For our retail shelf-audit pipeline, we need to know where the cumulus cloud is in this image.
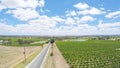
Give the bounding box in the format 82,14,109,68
0,1,119,36
66,11,77,16
0,23,14,31
97,22,120,34
66,3,105,16
0,0,45,21
65,17,76,25
39,0,45,7
73,16,95,24
0,0,19,8
0,4,7,11
105,10,120,18
77,7,105,15
52,16,64,22
74,3,89,10
6,8,39,21
0,0,45,10
97,22,120,35
98,22,120,28
0,18,120,36
0,23,14,35
29,15,58,27
78,16,95,23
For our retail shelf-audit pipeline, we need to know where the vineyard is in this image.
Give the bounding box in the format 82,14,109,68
56,40,120,68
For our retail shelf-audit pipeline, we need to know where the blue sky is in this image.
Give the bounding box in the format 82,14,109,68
0,0,120,36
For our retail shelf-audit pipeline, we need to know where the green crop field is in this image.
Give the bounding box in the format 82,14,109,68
56,40,120,68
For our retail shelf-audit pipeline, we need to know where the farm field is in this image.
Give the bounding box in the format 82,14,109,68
0,45,42,68
56,40,120,68
0,37,48,68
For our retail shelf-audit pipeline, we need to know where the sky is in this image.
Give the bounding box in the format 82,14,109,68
0,0,120,36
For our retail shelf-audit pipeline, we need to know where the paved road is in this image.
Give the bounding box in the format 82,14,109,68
26,43,51,68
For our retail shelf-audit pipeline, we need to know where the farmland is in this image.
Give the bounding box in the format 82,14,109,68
0,36,48,68
56,40,120,68
0,45,42,68
0,36,48,46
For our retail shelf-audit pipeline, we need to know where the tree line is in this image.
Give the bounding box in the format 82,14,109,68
0,39,34,46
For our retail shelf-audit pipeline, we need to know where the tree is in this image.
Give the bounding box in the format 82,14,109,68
18,39,23,45
50,38,55,44
8,39,12,45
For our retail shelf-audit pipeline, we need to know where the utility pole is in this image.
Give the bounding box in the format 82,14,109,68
18,38,26,64
23,44,26,64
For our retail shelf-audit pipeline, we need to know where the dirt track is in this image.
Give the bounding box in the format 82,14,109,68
44,43,69,68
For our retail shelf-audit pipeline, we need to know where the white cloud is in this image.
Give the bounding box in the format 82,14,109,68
0,0,45,10
0,4,6,11
97,22,120,35
89,7,105,15
39,0,45,7
0,0,19,8
66,3,105,16
77,7,105,15
100,8,105,10
29,15,56,28
0,0,45,21
65,17,75,25
98,22,120,28
0,23,14,35
66,11,77,16
74,3,89,10
0,1,120,36
6,8,39,21
0,23,13,31
46,9,50,12
52,16,64,22
105,10,120,18
98,20,103,24
77,16,95,23
0,20,120,35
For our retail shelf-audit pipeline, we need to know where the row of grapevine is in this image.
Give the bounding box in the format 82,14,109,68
56,40,120,68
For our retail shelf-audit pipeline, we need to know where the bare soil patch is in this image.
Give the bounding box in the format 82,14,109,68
0,45,42,68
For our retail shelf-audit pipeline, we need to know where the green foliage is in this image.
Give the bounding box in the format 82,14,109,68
49,38,55,44
50,52,53,56
56,40,120,68
0,37,47,46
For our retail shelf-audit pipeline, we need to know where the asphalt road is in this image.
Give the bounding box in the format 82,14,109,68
26,43,51,68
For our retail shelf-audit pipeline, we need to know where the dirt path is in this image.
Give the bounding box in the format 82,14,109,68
0,45,42,68
53,43,70,68
44,43,69,68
